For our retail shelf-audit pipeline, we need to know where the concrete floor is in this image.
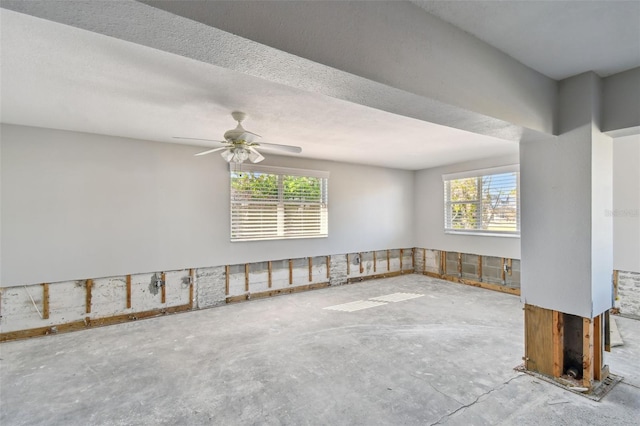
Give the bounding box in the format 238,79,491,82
1,275,638,425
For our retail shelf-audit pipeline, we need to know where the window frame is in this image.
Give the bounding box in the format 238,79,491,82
229,164,329,242
443,165,520,238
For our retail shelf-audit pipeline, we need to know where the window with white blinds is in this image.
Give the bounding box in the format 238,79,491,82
230,165,329,241
443,165,520,236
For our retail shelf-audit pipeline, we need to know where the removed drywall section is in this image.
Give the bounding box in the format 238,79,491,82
1,124,414,286
346,249,414,282
618,271,640,319
414,154,521,260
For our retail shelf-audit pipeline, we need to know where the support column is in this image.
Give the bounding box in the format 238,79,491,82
520,72,613,390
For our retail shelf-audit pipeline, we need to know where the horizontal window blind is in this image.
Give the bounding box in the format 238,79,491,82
230,165,328,241
443,165,520,236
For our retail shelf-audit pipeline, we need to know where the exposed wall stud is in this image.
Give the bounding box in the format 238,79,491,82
422,249,426,273
508,258,513,276
225,266,230,296
386,250,390,271
85,279,93,314
501,258,507,283
308,257,313,282
126,275,132,309
583,317,594,388
552,310,564,377
346,254,350,275
268,261,273,288
359,253,364,274
457,252,462,276
593,314,604,381
326,256,330,279
161,273,166,304
373,251,377,273
189,269,195,309
245,264,250,292
289,259,293,285
42,283,50,320
411,248,415,269
478,255,483,282
400,249,404,271
441,251,447,275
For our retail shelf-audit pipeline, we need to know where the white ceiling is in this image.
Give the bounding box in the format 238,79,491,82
1,2,638,170
413,0,640,80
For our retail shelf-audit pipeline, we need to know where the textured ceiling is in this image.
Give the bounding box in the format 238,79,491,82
413,0,640,80
1,1,638,170
0,8,518,170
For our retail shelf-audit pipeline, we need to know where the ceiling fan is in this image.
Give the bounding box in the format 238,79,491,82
175,111,302,163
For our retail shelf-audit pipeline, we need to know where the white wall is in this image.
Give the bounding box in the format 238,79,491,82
613,134,640,273
413,153,521,260
1,124,414,286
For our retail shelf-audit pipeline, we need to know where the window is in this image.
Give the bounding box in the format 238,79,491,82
230,165,329,241
443,165,519,236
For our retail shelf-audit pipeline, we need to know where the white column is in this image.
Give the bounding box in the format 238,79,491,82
520,72,613,318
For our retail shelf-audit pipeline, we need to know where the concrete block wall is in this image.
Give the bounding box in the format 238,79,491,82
618,271,640,319
196,266,226,309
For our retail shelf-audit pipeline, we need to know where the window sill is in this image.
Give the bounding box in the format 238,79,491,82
444,230,520,238
231,234,328,243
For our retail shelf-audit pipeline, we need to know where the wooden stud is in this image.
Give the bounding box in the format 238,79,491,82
308,257,313,282
188,269,194,309
552,310,564,377
386,250,390,271
605,310,611,352
508,258,513,276
359,253,364,274
457,252,462,276
583,317,594,388
42,283,50,320
245,264,250,292
225,265,230,296
400,249,404,271
268,261,273,288
422,249,426,273
613,270,619,300
126,275,132,309
441,251,447,275
593,314,603,381
326,256,330,279
346,254,350,275
501,258,507,282
289,259,293,285
411,248,415,269
373,251,377,273
161,273,166,304
85,279,93,314
477,255,483,282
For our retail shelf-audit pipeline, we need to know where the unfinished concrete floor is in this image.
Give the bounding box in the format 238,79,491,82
1,275,639,425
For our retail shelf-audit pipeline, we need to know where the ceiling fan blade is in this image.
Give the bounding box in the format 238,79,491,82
174,137,228,145
194,147,228,156
257,142,302,153
247,147,265,163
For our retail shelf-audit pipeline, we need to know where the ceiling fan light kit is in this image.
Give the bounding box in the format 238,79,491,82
176,111,302,164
